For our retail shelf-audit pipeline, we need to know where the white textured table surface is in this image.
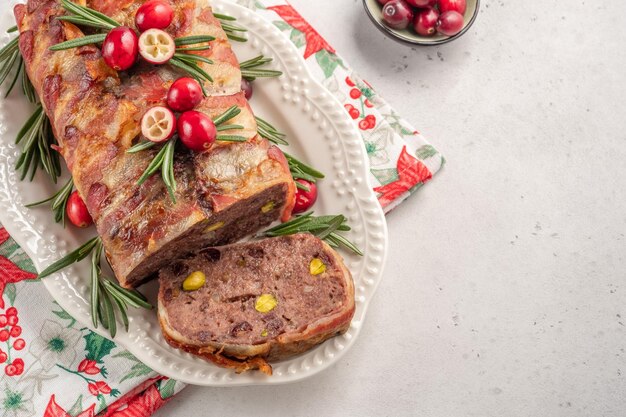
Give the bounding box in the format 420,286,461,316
156,1,626,416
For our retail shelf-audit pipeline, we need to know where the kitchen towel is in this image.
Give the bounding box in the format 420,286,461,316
0,1,443,416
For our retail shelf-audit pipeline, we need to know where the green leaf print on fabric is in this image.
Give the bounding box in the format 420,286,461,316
4,283,16,305
113,351,154,383
416,144,438,160
315,49,344,79
84,332,116,364
67,395,84,417
289,28,306,48
371,168,399,186
273,20,290,31
156,379,177,400
52,307,77,328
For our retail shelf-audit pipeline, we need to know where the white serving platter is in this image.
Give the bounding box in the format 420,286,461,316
0,0,388,386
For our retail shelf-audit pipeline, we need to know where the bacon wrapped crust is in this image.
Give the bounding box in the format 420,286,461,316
15,0,295,288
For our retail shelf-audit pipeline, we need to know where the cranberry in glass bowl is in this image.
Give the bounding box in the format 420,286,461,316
362,0,480,46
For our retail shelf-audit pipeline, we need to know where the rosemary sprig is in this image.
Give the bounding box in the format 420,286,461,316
48,2,217,85
169,35,218,86
132,106,248,202
215,134,247,142
169,57,213,85
285,151,325,185
48,0,120,51
38,237,152,337
49,33,108,51
213,13,236,21
214,13,247,43
260,212,363,256
39,236,101,278
173,52,213,66
56,15,115,31
136,138,178,202
255,116,289,146
239,55,282,81
15,105,62,183
59,0,120,30
174,35,215,46
7,26,18,34
0,35,34,100
213,105,247,142
213,105,241,126
26,177,74,225
0,38,19,89
21,59,36,103
127,140,156,154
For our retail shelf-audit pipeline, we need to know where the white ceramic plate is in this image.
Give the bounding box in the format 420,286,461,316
0,0,388,386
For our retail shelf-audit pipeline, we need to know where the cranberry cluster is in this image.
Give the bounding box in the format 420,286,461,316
101,0,176,71
0,307,26,376
140,77,220,152
379,0,466,37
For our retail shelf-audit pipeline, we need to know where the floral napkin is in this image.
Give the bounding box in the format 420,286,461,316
0,1,442,416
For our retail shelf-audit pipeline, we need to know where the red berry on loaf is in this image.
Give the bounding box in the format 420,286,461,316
67,191,94,228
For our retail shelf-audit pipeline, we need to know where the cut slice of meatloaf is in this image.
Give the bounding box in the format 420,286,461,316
16,0,295,288
158,233,355,375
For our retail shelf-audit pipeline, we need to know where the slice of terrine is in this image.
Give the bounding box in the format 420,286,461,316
158,233,355,375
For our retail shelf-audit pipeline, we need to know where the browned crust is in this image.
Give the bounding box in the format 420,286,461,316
159,313,274,375
157,236,356,374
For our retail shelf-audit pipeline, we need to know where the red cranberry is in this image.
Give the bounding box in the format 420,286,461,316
6,315,17,326
437,11,465,36
138,29,175,64
0,315,6,327
135,0,174,32
0,353,6,364
406,0,436,7
167,78,203,112
66,191,93,228
5,307,17,317
293,179,318,214
0,330,9,342
414,8,439,36
381,0,414,30
349,88,362,99
141,106,176,143
241,78,253,100
178,111,217,152
102,27,138,71
438,0,467,14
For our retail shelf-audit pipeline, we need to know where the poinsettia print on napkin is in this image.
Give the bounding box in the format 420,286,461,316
234,0,444,212
0,226,185,417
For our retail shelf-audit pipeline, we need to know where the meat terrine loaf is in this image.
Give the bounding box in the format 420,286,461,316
15,0,295,288
158,233,356,375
